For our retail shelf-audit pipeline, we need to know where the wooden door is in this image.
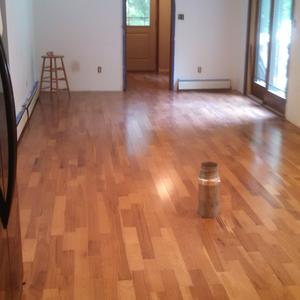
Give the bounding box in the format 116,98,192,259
126,0,157,72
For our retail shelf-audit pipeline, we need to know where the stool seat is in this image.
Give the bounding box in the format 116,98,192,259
40,52,70,98
42,55,64,59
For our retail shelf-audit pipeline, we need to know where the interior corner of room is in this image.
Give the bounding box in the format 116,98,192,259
0,0,39,140
2,0,300,131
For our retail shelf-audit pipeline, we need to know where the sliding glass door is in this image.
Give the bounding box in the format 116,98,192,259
252,0,293,113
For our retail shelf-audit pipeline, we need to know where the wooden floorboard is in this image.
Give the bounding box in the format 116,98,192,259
18,73,300,299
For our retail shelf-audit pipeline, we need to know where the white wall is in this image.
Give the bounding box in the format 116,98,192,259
174,0,249,92
30,0,249,93
0,0,9,56
5,0,37,115
286,0,300,127
32,0,123,91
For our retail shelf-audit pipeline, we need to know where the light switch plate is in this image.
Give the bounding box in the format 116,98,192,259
178,14,184,20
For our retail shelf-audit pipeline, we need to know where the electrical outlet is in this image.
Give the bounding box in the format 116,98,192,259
178,14,184,20
98,66,102,73
197,66,202,73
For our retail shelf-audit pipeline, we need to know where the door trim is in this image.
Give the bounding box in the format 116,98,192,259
243,0,253,95
169,0,176,90
122,0,127,91
122,0,176,91
156,0,160,73
0,38,17,229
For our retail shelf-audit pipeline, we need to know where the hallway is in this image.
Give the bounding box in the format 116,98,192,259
126,72,170,91
18,75,300,299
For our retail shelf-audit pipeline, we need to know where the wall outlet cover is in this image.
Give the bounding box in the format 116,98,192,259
178,14,184,20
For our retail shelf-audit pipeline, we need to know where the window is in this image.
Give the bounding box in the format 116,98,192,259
126,0,150,26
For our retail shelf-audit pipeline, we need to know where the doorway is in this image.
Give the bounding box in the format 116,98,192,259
246,0,294,114
126,0,157,71
123,0,176,90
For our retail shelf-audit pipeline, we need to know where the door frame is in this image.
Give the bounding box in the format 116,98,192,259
122,0,176,91
243,0,253,95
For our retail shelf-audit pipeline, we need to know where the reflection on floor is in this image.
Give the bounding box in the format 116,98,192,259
18,73,300,299
127,72,169,91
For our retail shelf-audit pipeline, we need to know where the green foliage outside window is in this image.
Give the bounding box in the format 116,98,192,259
127,0,150,26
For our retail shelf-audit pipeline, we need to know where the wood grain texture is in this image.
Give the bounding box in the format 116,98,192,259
18,73,300,299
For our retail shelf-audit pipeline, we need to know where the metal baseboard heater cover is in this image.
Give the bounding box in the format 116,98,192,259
178,79,231,91
16,82,40,140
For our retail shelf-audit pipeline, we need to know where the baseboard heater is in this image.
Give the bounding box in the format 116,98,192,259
16,81,40,140
178,79,231,91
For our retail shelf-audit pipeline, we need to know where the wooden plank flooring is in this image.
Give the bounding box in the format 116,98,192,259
18,73,300,299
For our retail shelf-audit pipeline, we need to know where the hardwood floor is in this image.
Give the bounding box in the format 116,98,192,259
18,73,300,299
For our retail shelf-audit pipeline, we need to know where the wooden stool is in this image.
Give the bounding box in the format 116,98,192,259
40,52,71,98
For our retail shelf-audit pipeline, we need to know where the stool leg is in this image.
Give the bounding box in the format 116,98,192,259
60,57,71,98
54,57,59,94
50,57,53,96
40,57,46,92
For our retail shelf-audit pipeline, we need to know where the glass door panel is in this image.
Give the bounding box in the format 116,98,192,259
252,0,294,113
268,0,293,99
127,0,151,26
254,0,272,87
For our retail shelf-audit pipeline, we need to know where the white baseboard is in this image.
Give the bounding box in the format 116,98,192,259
17,83,40,140
178,79,231,91
17,113,27,141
